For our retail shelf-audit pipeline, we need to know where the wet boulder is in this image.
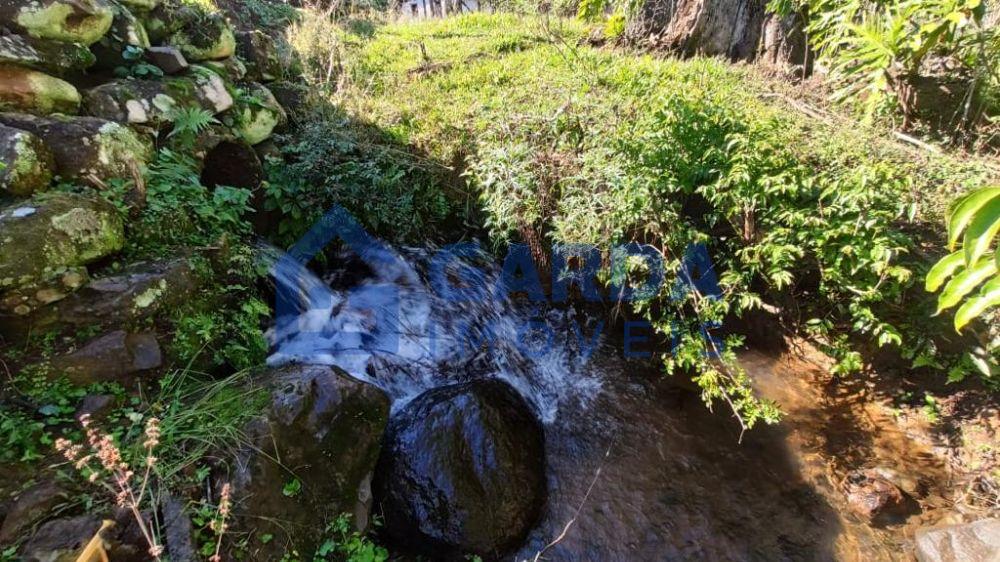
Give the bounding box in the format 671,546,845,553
233,82,286,145
235,30,281,82
0,193,123,293
90,0,151,70
0,113,152,186
374,379,546,560
84,73,233,126
228,364,390,559
915,518,1000,562
169,11,235,62
0,0,114,45
843,468,918,526
0,63,80,115
0,122,54,196
49,329,162,384
0,257,195,340
0,35,95,74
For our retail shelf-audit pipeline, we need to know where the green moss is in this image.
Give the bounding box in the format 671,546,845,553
171,15,235,61
25,70,80,114
16,1,114,45
238,106,279,145
95,122,153,175
133,279,167,309
7,133,51,196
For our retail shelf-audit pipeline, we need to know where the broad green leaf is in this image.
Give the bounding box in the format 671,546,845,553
962,196,1000,267
936,258,997,312
953,277,1000,331
926,250,965,292
948,187,1000,248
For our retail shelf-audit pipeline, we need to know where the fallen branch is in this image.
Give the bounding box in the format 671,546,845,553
529,446,611,562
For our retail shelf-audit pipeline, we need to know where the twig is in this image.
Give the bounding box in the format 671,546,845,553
892,130,942,154
529,446,611,562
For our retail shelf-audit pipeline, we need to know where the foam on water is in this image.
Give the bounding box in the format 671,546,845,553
265,245,602,423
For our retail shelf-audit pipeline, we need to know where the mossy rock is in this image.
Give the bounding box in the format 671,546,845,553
0,63,80,115
232,82,286,145
235,30,282,82
229,364,390,560
0,193,124,293
0,123,54,196
169,11,235,62
0,34,95,74
0,112,152,187
0,257,195,342
90,0,151,70
199,56,245,82
139,0,197,44
83,72,233,126
0,266,87,316
0,0,115,45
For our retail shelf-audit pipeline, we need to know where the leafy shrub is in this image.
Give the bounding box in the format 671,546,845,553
770,0,999,131
927,186,1000,330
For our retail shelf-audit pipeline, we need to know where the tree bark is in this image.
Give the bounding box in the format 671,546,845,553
625,0,810,70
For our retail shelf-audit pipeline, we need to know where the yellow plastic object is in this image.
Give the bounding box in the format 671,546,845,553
75,520,114,562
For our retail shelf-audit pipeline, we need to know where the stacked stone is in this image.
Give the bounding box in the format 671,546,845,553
0,0,288,330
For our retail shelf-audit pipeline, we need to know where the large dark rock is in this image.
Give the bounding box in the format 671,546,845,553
0,113,152,188
0,63,80,115
0,122,54,196
228,364,390,560
235,30,282,82
374,379,546,560
915,518,1000,562
0,481,68,543
0,0,114,45
49,329,162,384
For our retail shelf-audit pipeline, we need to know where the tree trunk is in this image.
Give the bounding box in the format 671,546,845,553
625,0,810,71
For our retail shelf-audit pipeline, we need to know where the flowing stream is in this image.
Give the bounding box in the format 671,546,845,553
266,244,955,561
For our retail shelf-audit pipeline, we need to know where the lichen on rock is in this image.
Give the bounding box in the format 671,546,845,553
0,112,152,188
0,34,96,74
84,73,233,126
0,193,123,294
0,122,54,196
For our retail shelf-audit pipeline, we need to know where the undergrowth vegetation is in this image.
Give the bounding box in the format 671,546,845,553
295,12,1000,426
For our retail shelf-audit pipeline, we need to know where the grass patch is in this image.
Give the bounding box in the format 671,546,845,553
294,12,999,423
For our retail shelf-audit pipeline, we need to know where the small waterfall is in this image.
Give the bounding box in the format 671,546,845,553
265,244,602,423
